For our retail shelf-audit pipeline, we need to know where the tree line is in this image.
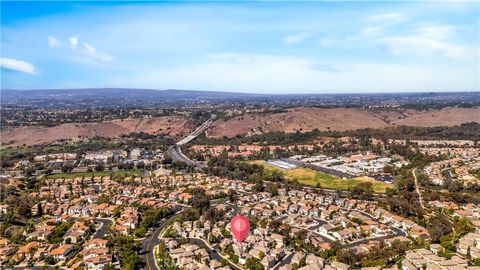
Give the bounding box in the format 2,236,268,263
198,122,480,146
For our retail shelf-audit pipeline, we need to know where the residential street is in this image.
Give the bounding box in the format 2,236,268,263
92,218,113,239
142,211,184,270
188,238,242,270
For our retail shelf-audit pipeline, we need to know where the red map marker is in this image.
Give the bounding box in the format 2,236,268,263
230,215,250,243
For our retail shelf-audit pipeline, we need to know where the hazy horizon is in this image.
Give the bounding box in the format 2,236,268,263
1,87,479,96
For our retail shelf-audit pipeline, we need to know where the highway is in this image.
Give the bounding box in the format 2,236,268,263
168,116,214,168
168,145,199,167
176,118,214,146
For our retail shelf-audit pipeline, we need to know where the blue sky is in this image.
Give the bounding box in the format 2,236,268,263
1,1,479,93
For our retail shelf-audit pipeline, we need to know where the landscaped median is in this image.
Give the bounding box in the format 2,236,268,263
153,223,179,269
153,245,172,270
248,160,393,193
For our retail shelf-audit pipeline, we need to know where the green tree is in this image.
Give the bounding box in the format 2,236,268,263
191,188,210,214
44,256,55,265
351,182,374,200
427,215,452,243
37,203,43,217
111,235,142,270
245,257,264,270
95,163,105,172
228,189,237,203
266,183,278,196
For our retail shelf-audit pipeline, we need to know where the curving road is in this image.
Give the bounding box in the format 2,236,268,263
168,117,214,168
142,226,163,270
168,145,199,167
92,218,113,239
176,118,214,146
142,211,184,270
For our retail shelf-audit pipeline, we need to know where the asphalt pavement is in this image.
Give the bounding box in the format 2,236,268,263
168,146,198,167
273,252,294,270
92,218,113,239
142,212,183,270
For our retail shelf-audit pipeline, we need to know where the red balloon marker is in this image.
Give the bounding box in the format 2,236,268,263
230,215,250,243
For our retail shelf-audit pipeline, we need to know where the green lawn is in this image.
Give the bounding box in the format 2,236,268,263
44,170,141,180
249,160,392,193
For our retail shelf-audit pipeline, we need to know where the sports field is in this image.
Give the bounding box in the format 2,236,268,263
249,160,392,193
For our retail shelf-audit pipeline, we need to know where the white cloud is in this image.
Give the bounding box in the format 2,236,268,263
63,37,113,63
416,25,457,40
366,13,406,23
82,42,112,62
353,13,406,41
381,25,465,58
283,33,312,45
69,36,78,50
352,20,467,59
0,57,36,74
382,36,466,58
83,42,96,54
48,36,60,48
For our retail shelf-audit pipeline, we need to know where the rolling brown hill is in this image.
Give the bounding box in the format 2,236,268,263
207,107,480,138
2,116,193,147
2,107,479,147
